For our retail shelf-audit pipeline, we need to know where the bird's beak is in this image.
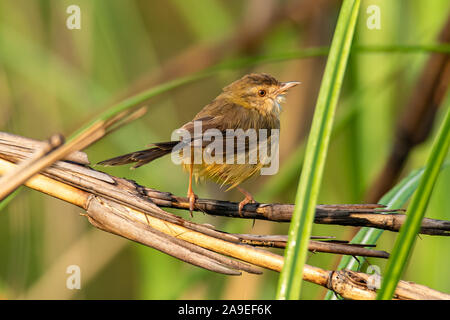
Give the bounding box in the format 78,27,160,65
277,81,301,94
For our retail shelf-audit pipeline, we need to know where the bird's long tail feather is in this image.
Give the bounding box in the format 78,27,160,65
98,141,178,169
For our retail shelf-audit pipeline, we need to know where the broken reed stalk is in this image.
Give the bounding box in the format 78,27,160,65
0,133,64,200
236,234,389,259
0,151,391,259
0,107,148,203
1,131,449,238
2,150,449,238
1,157,449,300
141,191,450,236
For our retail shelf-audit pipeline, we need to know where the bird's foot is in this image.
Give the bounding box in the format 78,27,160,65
187,190,198,217
238,193,256,217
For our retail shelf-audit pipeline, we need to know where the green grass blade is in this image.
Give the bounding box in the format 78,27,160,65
68,41,450,142
68,72,212,140
323,167,425,300
0,187,22,212
355,43,450,54
276,0,360,300
324,162,449,299
68,49,333,141
377,103,450,300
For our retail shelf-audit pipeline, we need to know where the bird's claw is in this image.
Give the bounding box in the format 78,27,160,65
238,195,256,217
188,191,198,217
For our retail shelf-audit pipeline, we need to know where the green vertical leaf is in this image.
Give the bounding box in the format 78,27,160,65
377,104,450,300
324,167,426,300
276,0,361,300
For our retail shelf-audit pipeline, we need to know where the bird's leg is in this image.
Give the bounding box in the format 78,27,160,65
236,186,256,217
187,162,197,217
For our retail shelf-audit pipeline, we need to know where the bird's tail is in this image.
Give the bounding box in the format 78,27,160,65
97,141,178,169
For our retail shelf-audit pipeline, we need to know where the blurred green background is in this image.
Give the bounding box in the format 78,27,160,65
0,0,449,299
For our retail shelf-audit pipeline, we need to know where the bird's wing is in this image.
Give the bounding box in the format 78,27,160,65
153,100,278,155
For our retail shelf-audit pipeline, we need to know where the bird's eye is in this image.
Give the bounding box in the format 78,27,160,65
258,89,266,97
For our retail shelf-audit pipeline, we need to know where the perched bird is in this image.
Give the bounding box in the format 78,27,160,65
98,73,299,215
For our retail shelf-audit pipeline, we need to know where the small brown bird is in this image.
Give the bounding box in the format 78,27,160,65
99,73,299,215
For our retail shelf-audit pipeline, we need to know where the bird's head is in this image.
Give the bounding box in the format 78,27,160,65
221,73,300,116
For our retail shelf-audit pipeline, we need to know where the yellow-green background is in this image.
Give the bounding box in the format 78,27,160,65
0,0,448,299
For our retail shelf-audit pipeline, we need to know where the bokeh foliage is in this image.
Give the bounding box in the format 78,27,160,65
0,0,448,299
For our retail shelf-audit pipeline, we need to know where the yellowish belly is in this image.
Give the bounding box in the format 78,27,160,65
182,162,263,190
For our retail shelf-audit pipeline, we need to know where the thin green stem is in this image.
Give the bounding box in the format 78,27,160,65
276,0,361,300
377,103,450,300
69,43,449,142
